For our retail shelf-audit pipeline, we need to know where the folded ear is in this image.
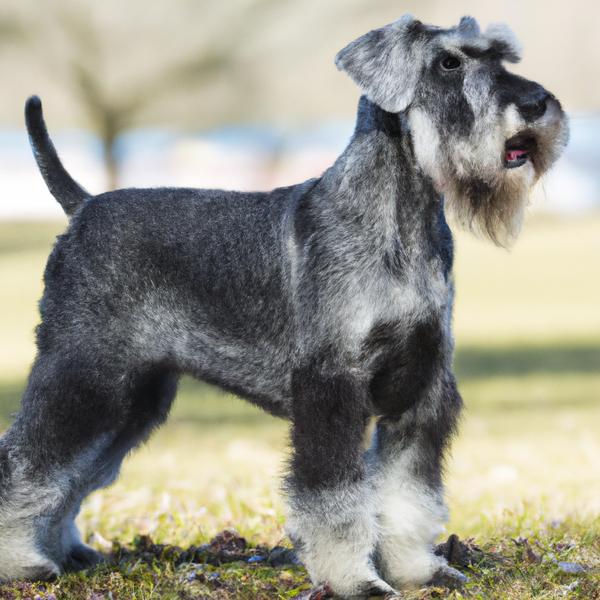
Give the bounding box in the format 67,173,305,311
483,23,522,63
335,14,423,113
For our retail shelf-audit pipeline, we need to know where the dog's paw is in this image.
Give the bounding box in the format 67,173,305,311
339,578,397,599
298,578,397,599
63,543,105,572
427,564,468,589
19,562,61,582
358,578,398,599
296,584,334,599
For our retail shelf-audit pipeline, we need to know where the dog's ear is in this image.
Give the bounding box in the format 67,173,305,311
483,23,522,63
335,14,423,113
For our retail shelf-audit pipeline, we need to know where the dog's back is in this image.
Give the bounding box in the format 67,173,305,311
41,183,310,415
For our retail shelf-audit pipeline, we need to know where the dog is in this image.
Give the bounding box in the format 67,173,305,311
0,14,567,597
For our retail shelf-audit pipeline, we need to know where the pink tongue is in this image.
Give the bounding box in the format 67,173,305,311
506,149,528,162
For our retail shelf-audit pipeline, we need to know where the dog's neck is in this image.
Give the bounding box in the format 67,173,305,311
353,95,404,137
320,96,447,257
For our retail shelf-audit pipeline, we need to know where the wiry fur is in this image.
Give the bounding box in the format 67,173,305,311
1,14,567,597
409,67,568,245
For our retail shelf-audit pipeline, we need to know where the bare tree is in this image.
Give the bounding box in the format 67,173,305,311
27,0,285,189
61,13,232,189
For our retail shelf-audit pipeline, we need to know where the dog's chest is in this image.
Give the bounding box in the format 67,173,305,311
349,263,452,414
348,259,451,345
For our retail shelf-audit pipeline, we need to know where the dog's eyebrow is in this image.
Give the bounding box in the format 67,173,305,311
460,45,503,60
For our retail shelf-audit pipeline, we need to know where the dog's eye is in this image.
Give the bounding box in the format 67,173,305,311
440,55,462,71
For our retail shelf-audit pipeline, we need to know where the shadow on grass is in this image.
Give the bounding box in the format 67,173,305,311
0,377,281,431
454,342,600,380
0,341,597,430
0,379,22,430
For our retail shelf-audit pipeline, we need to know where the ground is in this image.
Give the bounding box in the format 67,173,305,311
0,215,598,599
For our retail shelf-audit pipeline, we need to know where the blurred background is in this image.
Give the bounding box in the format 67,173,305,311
0,0,598,547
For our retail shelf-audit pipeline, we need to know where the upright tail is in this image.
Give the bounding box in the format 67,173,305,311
25,96,90,216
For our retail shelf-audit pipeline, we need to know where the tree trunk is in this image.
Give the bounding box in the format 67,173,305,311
97,107,123,191
102,135,119,191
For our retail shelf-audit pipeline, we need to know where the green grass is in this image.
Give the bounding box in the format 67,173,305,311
0,216,599,598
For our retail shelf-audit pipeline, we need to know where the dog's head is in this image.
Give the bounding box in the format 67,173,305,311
336,15,569,245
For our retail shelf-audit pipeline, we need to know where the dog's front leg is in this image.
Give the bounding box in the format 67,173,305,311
285,363,396,599
373,371,466,590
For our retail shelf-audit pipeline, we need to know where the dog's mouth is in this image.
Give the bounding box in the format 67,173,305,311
504,134,536,169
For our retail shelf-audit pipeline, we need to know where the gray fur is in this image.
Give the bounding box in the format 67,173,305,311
1,15,567,597
335,14,424,113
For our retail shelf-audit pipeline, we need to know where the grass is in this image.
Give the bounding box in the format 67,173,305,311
0,215,599,598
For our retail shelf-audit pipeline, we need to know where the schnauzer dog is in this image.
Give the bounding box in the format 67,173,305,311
0,14,567,597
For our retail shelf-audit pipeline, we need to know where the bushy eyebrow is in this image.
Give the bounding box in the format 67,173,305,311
459,45,504,60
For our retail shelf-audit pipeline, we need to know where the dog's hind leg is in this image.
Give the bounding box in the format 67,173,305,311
372,371,466,590
0,351,177,581
285,362,396,599
60,365,178,574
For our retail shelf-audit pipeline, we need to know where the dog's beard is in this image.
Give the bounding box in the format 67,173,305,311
443,170,532,247
409,105,568,247
445,108,568,247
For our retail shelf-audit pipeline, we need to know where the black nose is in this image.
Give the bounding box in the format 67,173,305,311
518,92,549,122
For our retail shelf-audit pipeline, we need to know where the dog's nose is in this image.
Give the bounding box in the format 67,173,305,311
518,92,549,122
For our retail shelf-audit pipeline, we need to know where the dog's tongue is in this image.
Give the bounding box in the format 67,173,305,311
505,149,528,162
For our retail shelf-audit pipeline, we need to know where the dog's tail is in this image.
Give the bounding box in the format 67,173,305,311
25,96,91,216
